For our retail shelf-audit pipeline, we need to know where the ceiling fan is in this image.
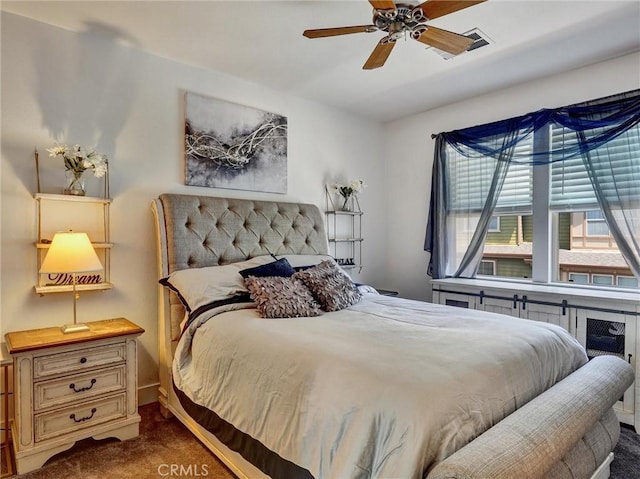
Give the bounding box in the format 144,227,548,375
303,0,486,70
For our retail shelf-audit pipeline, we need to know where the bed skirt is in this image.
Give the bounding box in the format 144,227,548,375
173,384,313,479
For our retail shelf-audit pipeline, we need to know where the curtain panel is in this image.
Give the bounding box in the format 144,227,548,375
425,89,640,280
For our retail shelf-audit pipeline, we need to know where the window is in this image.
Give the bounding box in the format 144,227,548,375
429,90,640,291
617,276,639,288
568,272,589,284
487,104,639,288
478,260,495,276
592,274,614,286
549,121,636,285
585,210,610,236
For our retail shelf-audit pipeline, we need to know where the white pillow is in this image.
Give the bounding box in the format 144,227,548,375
279,254,356,282
160,255,274,311
277,254,335,269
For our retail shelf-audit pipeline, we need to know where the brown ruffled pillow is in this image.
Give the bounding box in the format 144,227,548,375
293,260,361,312
244,276,322,318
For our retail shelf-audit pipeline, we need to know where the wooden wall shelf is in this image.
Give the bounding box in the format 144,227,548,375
34,193,112,295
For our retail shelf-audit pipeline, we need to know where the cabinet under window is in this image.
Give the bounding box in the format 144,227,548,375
431,278,639,428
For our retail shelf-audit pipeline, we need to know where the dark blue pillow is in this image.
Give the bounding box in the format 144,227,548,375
239,258,296,278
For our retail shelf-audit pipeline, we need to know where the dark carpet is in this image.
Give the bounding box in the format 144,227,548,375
2,403,639,478
611,425,640,479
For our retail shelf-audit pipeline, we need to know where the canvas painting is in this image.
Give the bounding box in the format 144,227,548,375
184,92,288,193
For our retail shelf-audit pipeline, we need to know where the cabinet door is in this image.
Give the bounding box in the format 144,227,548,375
437,291,476,309
520,302,570,333
479,296,520,318
575,309,636,425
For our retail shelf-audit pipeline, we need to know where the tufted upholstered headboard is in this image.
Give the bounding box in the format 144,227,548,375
152,193,329,351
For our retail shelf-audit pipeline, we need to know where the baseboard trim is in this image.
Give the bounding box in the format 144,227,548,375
138,382,160,406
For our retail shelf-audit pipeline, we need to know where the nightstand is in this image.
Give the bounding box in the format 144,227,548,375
5,318,144,474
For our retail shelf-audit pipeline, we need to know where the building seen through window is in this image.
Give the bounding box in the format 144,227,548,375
481,211,638,289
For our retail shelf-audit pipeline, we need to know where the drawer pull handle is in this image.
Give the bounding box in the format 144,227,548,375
69,378,96,393
70,408,97,423
80,357,88,364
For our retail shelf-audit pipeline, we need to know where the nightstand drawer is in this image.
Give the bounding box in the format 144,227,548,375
35,393,126,442
34,364,126,411
33,343,126,379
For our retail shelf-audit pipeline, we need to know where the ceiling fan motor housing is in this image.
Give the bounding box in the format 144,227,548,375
374,3,429,42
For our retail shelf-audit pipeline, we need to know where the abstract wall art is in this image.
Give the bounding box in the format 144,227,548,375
184,92,288,193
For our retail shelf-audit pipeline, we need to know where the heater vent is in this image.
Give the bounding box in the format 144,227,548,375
430,27,493,60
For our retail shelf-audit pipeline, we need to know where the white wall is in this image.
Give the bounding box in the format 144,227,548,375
384,51,640,302
0,13,388,401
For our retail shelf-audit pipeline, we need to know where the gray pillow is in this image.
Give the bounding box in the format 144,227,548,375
293,260,361,312
244,276,322,318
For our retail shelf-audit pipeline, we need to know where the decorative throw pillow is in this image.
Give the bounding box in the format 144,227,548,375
244,276,322,319
277,254,335,271
239,258,296,278
293,260,361,312
159,255,274,311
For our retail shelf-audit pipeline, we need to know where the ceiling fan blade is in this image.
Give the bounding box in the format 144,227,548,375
369,0,397,10
416,26,474,55
303,25,373,38
363,41,395,70
418,0,486,20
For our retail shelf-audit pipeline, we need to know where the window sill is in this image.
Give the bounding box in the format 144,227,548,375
431,277,640,304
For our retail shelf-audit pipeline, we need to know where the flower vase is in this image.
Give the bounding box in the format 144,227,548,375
64,170,86,196
340,196,353,212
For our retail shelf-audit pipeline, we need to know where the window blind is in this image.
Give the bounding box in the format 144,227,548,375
550,123,640,211
447,137,533,214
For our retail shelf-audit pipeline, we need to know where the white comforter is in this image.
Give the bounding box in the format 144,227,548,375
173,294,587,479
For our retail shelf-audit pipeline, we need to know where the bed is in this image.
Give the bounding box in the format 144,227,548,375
152,193,634,479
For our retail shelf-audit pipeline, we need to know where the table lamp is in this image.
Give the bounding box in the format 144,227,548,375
40,231,103,334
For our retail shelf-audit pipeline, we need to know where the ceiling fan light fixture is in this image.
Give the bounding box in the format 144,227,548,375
380,8,398,20
410,7,428,23
373,3,427,33
302,0,487,69
410,24,428,40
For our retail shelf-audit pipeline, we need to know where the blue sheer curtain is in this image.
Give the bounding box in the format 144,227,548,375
425,90,640,280
425,133,518,278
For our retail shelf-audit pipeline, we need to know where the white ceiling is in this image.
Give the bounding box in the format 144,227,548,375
3,0,640,122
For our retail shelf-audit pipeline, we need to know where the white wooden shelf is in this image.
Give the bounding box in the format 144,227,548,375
35,282,113,295
329,238,364,243
36,242,113,249
34,193,112,295
35,193,112,204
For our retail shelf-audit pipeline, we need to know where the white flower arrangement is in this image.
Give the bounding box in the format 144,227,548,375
331,179,366,210
46,144,108,178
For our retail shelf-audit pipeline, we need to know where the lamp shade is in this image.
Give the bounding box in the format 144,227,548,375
40,232,103,273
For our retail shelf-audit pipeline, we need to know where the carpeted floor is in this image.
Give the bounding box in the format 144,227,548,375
611,425,640,479
2,402,639,478
4,403,234,479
